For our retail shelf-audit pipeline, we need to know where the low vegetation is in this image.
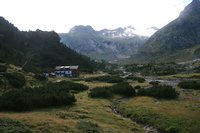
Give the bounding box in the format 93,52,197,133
125,75,145,83
178,80,200,90
88,86,112,98
77,120,100,133
133,77,145,83
116,96,200,133
47,81,89,93
137,85,179,99
117,106,181,133
0,118,32,133
34,74,47,81
149,81,160,85
85,75,123,83
0,64,7,72
4,72,26,88
89,82,136,98
0,81,89,111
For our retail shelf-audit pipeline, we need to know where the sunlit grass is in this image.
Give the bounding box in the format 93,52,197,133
118,89,200,133
0,81,144,133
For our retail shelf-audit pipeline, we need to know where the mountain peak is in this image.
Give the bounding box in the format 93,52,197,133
69,25,95,34
126,26,135,30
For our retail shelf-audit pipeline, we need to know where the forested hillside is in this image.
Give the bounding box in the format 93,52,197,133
0,17,102,72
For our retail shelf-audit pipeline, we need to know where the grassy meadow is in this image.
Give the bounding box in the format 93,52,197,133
0,70,200,133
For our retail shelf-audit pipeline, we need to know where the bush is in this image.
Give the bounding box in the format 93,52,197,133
0,81,89,111
0,86,76,111
0,118,32,133
4,72,26,88
89,82,136,98
85,75,123,83
133,77,145,83
0,64,7,72
112,82,136,97
77,121,100,133
134,85,141,89
88,87,112,98
138,85,179,99
0,59,5,63
149,81,160,86
47,81,89,92
34,74,47,81
178,81,200,90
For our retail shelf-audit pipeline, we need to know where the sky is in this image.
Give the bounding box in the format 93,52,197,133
0,0,192,33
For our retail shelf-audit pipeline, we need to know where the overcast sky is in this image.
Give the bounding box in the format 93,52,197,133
0,0,192,33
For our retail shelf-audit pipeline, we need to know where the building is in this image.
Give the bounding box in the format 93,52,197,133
54,66,79,77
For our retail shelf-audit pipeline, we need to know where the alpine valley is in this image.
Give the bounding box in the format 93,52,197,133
60,0,200,64
59,26,158,62
0,1,200,133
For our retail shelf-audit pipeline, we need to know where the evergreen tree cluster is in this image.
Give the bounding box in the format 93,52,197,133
0,17,103,73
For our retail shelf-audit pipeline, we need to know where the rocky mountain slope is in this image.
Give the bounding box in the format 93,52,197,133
129,0,200,63
59,26,158,62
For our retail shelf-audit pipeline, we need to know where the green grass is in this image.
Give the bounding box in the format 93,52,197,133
0,118,32,133
116,94,200,133
1,69,199,133
159,73,200,80
0,85,144,133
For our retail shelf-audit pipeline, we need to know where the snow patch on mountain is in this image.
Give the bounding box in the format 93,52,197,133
100,26,159,38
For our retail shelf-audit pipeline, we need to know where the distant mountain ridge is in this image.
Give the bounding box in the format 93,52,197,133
59,26,158,62
0,17,101,72
128,0,200,63
99,26,158,38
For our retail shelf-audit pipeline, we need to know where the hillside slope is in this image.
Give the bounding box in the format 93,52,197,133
0,17,100,72
129,0,200,63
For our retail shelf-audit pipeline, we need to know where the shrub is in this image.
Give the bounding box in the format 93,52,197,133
85,75,123,83
0,118,32,133
0,87,76,111
34,74,47,81
149,81,160,86
88,87,112,98
0,64,7,72
133,77,145,83
0,81,88,111
4,72,26,88
89,82,136,98
137,85,179,99
0,79,3,85
134,85,141,89
178,81,200,90
112,82,136,97
77,121,100,133
47,81,89,92
0,59,5,63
